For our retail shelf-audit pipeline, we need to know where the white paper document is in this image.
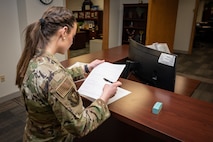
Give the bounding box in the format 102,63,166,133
146,43,171,53
158,53,176,67
78,62,131,104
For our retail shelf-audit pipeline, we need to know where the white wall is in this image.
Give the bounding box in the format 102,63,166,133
108,0,121,48
197,0,205,22
173,0,196,52
0,0,66,100
0,0,22,100
17,0,27,51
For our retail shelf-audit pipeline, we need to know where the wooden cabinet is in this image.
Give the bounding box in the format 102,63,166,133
73,10,103,39
70,31,88,50
122,4,148,44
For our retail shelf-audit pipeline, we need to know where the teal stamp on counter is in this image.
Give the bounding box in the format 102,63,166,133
152,102,163,114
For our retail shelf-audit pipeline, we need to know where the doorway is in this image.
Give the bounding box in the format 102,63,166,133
192,0,213,50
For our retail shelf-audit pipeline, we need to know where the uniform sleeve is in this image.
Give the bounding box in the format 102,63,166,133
66,66,85,81
48,70,110,137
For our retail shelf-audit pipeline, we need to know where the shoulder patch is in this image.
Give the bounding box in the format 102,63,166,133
56,77,72,98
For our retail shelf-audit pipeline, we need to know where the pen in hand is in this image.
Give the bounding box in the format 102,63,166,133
103,78,114,83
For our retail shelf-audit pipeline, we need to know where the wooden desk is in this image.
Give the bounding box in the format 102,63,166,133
62,44,130,66
62,44,200,97
62,45,213,141
109,78,213,141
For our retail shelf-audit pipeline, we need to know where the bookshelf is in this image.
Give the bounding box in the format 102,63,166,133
122,4,148,44
73,10,103,39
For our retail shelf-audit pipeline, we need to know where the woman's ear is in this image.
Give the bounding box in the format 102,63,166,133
63,26,68,33
60,26,68,40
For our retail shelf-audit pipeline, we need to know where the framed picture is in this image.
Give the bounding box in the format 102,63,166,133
85,4,90,10
90,12,95,18
73,12,78,19
85,12,91,18
94,11,98,18
79,12,84,19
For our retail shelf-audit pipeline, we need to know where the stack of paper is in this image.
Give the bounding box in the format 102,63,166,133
146,43,171,53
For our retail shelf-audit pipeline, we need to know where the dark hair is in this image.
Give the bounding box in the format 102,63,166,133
16,6,76,88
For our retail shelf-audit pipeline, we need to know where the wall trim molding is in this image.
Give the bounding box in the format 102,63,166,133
0,91,21,104
174,49,189,54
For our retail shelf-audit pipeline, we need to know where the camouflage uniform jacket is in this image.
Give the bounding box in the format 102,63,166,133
21,53,110,142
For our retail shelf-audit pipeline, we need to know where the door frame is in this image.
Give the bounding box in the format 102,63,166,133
102,0,110,50
188,0,200,54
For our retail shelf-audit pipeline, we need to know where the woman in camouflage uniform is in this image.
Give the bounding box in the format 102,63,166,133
16,6,121,142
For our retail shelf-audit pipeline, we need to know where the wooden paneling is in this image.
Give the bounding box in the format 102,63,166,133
146,0,179,52
102,0,110,49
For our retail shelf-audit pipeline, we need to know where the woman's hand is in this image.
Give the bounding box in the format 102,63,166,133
100,81,122,103
87,59,105,72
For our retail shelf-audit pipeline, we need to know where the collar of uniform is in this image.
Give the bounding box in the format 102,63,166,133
43,52,66,70
43,52,58,62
